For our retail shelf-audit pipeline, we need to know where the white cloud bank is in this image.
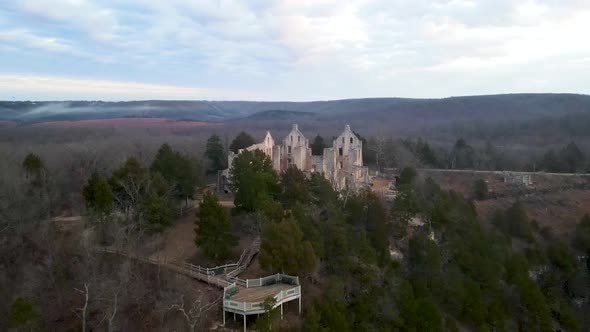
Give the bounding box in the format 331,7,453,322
0,75,273,101
1,0,590,100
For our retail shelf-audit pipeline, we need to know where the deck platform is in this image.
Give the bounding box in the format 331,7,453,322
96,238,301,332
223,274,301,331
231,283,294,303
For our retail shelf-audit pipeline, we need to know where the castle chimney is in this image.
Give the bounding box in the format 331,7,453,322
293,124,298,131
345,124,351,131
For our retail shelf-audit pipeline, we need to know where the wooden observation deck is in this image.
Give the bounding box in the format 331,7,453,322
223,274,301,331
96,237,301,331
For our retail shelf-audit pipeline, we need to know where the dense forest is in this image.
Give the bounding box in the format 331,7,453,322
224,150,589,331
1,126,589,331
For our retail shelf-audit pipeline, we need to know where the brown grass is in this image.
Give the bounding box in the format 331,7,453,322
476,190,590,234
420,170,590,235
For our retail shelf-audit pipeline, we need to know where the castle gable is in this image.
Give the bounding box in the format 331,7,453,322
283,124,308,147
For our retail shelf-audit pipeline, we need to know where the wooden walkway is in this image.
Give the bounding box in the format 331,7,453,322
95,247,232,288
96,235,261,288
96,237,301,331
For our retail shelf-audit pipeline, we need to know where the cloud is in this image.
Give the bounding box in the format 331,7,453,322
0,29,74,53
0,75,274,101
0,0,589,100
420,6,590,73
17,0,120,43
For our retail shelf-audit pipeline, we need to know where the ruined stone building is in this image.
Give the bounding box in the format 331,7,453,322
221,124,369,192
313,125,369,191
503,172,533,186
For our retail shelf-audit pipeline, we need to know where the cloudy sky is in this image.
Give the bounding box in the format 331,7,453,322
1,0,590,101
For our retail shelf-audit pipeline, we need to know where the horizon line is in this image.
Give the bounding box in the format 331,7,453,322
2,92,589,103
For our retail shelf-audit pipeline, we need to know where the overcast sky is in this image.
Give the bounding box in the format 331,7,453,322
1,0,590,101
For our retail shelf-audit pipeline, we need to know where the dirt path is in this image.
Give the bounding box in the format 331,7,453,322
149,211,199,262
55,188,239,266
148,196,235,263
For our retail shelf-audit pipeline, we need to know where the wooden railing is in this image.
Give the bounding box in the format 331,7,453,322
223,273,300,309
95,247,232,288
178,236,260,280
223,285,301,314
236,273,299,288
182,261,240,276
226,237,260,279
97,243,301,318
96,236,261,289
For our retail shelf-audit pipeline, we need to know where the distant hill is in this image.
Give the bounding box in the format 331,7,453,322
228,110,317,122
2,94,590,134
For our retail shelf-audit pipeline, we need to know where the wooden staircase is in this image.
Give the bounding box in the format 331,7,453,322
96,236,261,289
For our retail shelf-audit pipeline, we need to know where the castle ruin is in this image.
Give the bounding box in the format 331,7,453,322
221,124,370,192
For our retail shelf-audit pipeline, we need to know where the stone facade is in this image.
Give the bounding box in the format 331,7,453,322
503,172,533,186
320,125,369,191
281,124,312,171
221,124,369,192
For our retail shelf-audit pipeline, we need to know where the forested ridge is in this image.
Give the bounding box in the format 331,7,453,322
2,94,590,129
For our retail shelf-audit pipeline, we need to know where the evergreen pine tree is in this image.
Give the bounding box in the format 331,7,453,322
205,134,225,172
229,131,256,153
195,192,237,260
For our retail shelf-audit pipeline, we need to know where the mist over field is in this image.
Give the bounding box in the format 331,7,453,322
3,93,590,123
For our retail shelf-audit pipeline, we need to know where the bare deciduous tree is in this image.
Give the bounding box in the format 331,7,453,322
367,135,388,172
73,283,90,332
167,293,220,332
96,285,120,332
